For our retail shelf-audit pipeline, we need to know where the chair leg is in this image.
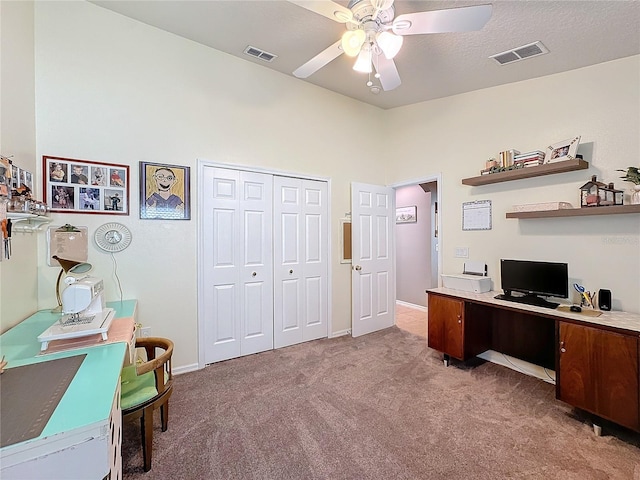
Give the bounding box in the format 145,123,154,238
160,400,169,432
141,406,154,472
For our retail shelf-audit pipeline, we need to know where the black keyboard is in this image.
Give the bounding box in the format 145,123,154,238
494,293,559,309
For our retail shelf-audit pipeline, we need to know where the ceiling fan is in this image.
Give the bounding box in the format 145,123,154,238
290,0,492,93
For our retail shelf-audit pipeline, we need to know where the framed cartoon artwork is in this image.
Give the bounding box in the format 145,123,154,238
43,156,129,215
139,162,191,220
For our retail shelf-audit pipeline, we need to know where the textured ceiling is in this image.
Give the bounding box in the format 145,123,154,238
90,0,640,110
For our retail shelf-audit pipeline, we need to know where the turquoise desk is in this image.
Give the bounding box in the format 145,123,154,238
0,300,137,480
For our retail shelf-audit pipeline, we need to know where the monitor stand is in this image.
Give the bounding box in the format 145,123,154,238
494,293,559,309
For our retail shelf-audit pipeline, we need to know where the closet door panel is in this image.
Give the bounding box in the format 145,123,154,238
302,180,328,341
274,177,304,348
203,167,273,363
239,171,273,356
203,168,242,363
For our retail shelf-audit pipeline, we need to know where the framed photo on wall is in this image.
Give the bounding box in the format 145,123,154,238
43,156,129,215
139,161,191,220
396,206,417,224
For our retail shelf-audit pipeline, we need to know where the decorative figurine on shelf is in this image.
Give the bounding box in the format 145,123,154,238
617,166,640,205
579,175,624,207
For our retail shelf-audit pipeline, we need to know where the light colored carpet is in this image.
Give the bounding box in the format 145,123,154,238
122,325,640,479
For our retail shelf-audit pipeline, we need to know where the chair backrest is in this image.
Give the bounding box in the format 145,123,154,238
134,337,173,395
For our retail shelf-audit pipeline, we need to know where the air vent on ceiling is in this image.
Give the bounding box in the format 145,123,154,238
244,46,278,63
490,41,549,65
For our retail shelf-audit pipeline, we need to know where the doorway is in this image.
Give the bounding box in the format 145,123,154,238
350,175,441,338
393,175,441,310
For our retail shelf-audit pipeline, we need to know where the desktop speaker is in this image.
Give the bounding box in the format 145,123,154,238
598,289,611,311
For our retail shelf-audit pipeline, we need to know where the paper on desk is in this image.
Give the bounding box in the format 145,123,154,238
463,261,487,276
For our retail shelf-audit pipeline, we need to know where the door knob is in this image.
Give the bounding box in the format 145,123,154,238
289,269,293,274
252,272,257,277
354,265,362,271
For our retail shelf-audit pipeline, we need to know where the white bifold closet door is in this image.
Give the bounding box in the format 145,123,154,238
273,177,329,349
202,167,274,364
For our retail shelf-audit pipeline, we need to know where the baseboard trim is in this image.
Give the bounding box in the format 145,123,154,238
477,350,556,385
396,300,427,312
329,329,351,338
173,363,200,375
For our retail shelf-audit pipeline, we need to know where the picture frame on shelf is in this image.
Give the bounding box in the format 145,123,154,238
544,136,581,163
139,161,191,220
43,156,129,215
396,205,417,224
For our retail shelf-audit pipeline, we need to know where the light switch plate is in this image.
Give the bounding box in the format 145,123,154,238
455,247,469,258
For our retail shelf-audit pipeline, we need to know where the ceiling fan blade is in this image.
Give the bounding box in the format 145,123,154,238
293,39,344,78
392,4,492,36
287,0,354,23
374,54,401,91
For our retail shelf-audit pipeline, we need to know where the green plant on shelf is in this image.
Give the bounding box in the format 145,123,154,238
617,166,640,185
487,163,526,174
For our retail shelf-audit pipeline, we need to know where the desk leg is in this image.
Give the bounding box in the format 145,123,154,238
443,354,450,367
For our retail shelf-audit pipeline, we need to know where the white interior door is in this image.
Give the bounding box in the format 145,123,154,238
273,177,328,348
202,167,273,363
351,182,395,337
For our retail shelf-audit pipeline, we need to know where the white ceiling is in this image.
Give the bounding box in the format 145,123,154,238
90,0,640,110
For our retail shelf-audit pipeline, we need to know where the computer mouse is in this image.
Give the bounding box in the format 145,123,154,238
570,305,582,312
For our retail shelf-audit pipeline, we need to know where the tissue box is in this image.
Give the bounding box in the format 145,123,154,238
441,274,492,293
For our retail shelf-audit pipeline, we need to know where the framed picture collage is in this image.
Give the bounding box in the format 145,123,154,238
43,156,129,215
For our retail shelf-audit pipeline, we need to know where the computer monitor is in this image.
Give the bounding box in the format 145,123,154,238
497,259,569,309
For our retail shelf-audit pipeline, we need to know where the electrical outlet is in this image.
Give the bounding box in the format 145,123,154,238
455,247,469,258
140,327,151,338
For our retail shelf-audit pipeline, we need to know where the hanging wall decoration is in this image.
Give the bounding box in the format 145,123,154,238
43,156,129,215
139,161,191,220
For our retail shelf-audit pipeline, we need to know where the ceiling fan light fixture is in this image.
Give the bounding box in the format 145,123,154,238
353,45,373,73
376,31,403,59
334,10,353,23
370,0,394,11
341,29,366,57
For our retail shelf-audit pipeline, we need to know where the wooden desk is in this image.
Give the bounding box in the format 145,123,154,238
427,288,640,433
0,300,137,479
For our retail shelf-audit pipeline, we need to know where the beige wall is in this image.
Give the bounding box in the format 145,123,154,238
3,1,638,369
33,1,386,369
0,1,38,333
386,56,640,313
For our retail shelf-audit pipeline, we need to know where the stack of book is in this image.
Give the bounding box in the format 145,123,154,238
513,150,545,167
499,149,520,168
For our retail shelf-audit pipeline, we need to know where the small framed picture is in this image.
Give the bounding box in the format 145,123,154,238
544,136,581,163
396,205,417,224
43,156,129,215
139,162,191,220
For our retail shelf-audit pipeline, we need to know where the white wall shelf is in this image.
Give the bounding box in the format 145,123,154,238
7,212,52,232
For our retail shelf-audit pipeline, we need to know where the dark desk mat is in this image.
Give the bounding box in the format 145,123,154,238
0,354,86,448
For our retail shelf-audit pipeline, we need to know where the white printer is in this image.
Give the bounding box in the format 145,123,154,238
440,261,492,293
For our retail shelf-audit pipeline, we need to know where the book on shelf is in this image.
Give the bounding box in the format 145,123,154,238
499,149,521,167
513,158,544,167
514,150,545,161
